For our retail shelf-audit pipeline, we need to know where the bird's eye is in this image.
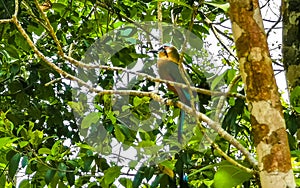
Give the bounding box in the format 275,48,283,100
164,50,168,57
158,46,168,57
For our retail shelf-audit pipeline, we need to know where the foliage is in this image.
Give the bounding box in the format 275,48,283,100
0,0,298,187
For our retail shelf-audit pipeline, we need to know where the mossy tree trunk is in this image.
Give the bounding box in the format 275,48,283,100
282,0,300,111
228,0,296,187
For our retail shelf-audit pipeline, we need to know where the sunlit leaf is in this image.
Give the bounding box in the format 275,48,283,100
214,162,252,188
104,166,121,185
81,112,100,129
204,2,230,12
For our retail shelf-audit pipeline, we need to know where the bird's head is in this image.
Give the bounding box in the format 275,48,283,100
157,45,180,63
148,44,180,63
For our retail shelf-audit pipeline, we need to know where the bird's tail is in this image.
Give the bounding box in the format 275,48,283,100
178,109,185,143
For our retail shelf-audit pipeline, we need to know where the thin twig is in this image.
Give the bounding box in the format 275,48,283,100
214,74,241,122
266,10,281,37
203,14,238,62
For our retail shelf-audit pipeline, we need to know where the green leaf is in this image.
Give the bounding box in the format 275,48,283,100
19,179,30,188
211,70,227,90
68,101,84,115
104,166,121,185
83,157,93,172
106,111,117,124
38,148,51,155
15,33,30,51
159,160,175,170
204,2,230,12
52,3,67,11
115,125,125,142
160,0,192,9
66,172,75,186
0,171,5,187
45,169,56,184
0,137,18,148
133,166,146,188
214,162,252,188
19,141,29,148
9,153,21,178
81,112,100,129
51,140,62,156
137,140,155,147
133,97,143,107
119,178,133,188
129,160,138,169
291,86,300,111
144,166,155,181
29,130,44,147
294,107,300,113
226,69,237,84
150,174,163,188
95,158,110,171
58,163,67,179
52,3,67,15
21,156,28,168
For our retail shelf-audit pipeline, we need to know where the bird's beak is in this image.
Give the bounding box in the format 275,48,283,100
147,49,158,54
157,46,165,52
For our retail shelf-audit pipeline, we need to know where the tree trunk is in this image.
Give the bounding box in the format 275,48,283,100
228,0,296,187
282,0,300,107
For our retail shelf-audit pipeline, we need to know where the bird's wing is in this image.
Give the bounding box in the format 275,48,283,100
157,59,193,105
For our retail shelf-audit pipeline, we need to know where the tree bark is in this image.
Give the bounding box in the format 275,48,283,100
228,0,296,187
282,0,300,105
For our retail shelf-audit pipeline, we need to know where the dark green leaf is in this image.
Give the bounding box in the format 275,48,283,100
9,153,21,178
21,156,28,168
45,169,56,184
66,172,75,186
133,166,146,188
83,156,93,172
58,163,67,179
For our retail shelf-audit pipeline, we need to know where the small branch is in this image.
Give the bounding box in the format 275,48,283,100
34,0,63,54
214,74,241,122
208,136,254,174
44,77,63,86
13,0,18,17
30,146,74,173
157,1,163,44
20,1,50,32
0,19,12,24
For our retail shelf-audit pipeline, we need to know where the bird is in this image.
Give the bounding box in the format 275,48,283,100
152,44,193,188
150,44,196,143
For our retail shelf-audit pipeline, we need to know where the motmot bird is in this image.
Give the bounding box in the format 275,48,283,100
153,45,196,143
